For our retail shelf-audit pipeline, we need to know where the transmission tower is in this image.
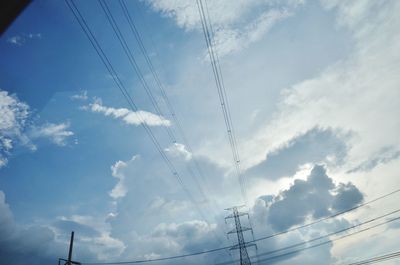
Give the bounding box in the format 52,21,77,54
225,206,257,265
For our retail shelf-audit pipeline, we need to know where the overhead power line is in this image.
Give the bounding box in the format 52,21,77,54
75,188,399,264
97,0,176,144
346,250,400,265
216,208,400,265
97,0,227,246
250,216,400,265
218,215,400,265
64,0,223,244
117,0,225,223
196,0,249,205
252,188,400,243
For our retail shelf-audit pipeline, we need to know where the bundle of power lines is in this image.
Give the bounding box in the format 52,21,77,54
63,0,400,264
59,188,400,264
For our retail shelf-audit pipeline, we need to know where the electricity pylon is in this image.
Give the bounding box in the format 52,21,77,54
225,206,257,265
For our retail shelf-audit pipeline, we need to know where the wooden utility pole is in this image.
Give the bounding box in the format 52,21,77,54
59,231,81,265
67,231,74,265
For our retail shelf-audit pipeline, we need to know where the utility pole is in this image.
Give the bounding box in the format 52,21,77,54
58,231,81,265
225,206,257,265
67,231,74,265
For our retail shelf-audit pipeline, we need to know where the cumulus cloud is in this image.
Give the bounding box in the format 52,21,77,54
241,0,400,175
30,122,74,146
84,100,171,127
0,191,15,238
53,215,125,261
147,0,302,56
0,190,62,265
261,165,363,231
1,89,75,167
151,220,218,252
0,90,30,167
109,156,139,199
244,165,367,264
165,143,192,160
116,219,224,264
247,128,349,180
7,33,42,46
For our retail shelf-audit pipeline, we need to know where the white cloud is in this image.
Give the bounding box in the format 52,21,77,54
241,0,400,174
147,0,302,56
165,143,192,160
0,89,30,167
30,122,74,146
152,220,216,238
7,36,25,46
211,9,292,56
7,33,42,46
109,156,139,199
118,219,221,263
54,214,126,261
1,89,75,167
70,90,88,101
85,101,171,127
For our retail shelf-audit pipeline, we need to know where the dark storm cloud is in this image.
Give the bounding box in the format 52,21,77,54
0,191,62,265
332,182,363,212
263,165,363,231
247,128,349,180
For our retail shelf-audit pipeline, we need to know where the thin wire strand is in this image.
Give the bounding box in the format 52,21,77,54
196,0,248,206
65,0,217,238
99,0,226,245
217,209,400,265
346,250,400,265
218,216,400,265
118,0,223,224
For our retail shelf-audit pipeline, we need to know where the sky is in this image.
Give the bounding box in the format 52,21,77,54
0,0,400,264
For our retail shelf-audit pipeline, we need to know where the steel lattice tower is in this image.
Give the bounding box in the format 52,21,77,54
225,206,257,265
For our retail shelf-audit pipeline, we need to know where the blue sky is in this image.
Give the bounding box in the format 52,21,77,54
1,0,400,264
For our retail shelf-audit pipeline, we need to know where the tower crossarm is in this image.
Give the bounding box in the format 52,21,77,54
225,212,249,220
227,226,253,234
230,242,257,251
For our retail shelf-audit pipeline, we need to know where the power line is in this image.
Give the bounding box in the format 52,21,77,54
252,188,400,243
117,0,224,223
64,0,219,239
346,250,400,265
97,0,176,144
250,216,400,265
217,208,400,265
97,0,227,246
218,215,400,265
196,0,256,255
256,216,400,264
196,0,249,206
75,189,399,264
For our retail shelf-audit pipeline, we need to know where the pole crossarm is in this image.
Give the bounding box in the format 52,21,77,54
59,258,82,265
